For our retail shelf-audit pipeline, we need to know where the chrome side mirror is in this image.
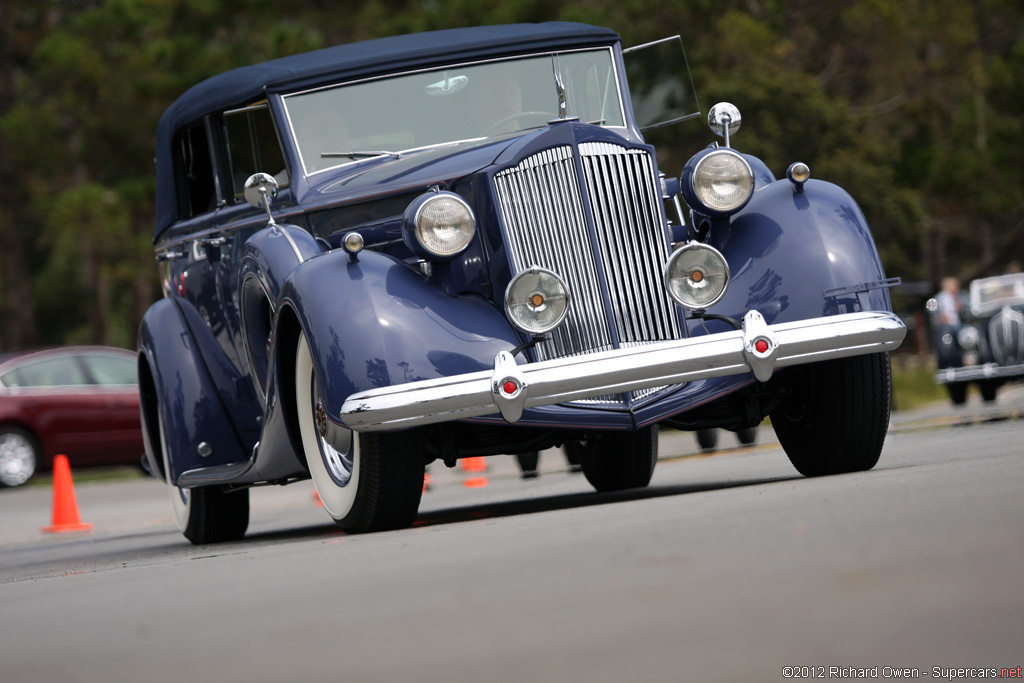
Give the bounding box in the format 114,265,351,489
244,173,279,225
707,102,742,147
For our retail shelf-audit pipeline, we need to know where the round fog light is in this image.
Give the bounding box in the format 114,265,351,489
505,267,570,335
664,242,730,310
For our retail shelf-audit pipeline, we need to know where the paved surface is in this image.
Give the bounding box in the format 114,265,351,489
1,385,1021,683
1,385,1021,550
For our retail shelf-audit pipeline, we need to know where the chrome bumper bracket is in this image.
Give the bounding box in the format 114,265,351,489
741,310,781,382
491,350,528,423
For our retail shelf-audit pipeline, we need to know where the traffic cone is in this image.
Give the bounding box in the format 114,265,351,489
42,455,93,533
461,457,489,488
460,457,487,472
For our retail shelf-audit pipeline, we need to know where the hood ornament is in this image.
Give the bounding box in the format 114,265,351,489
549,56,579,125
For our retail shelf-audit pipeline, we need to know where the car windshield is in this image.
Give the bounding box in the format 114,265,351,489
970,273,1024,315
283,48,626,175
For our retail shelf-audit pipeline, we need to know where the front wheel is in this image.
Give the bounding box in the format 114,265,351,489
695,429,718,453
157,412,249,545
947,381,968,406
295,332,424,533
736,426,758,446
568,426,658,493
770,353,892,477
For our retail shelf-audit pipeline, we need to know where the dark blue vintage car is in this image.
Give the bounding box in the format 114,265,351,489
139,22,906,544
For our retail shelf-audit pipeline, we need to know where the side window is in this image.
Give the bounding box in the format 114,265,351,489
1,357,89,388
173,122,217,218
81,354,138,386
224,104,289,200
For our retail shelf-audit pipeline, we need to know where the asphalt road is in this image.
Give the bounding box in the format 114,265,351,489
1,386,1022,682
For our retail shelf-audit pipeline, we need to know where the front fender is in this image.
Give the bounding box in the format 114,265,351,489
704,178,891,333
137,297,253,485
275,249,521,427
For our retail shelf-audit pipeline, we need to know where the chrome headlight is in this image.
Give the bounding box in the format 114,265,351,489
682,149,754,214
957,326,980,351
402,191,476,259
505,267,570,335
664,242,730,309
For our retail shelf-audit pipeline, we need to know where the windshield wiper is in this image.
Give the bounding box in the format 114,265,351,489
321,150,401,160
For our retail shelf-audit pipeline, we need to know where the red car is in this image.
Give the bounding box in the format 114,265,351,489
0,346,143,487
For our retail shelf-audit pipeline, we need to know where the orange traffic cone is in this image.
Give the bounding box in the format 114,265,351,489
42,455,93,533
461,456,489,488
312,489,324,507
460,457,487,472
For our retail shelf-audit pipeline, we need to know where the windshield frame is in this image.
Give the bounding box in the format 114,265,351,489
970,273,1024,316
281,46,629,178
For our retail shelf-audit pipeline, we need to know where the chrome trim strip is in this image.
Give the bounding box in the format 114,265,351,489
340,311,906,432
276,224,306,264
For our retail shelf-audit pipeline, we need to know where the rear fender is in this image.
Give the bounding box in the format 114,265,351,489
702,178,892,333
137,297,253,485
273,249,521,429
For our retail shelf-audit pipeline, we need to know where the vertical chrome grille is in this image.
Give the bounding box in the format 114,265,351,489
990,308,1024,365
580,142,682,348
494,141,683,405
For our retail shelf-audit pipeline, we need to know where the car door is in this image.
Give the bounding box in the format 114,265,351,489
77,352,144,465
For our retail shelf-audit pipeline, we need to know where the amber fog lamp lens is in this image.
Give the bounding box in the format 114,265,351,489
789,162,810,183
413,193,476,257
505,267,570,334
664,243,730,309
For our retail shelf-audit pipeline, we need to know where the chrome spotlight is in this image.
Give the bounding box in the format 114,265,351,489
664,242,731,310
504,267,570,335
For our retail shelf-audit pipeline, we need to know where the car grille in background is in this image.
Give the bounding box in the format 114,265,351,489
990,308,1024,366
494,142,683,406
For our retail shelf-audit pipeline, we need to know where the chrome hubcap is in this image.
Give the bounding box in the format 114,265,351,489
0,433,35,486
313,392,353,486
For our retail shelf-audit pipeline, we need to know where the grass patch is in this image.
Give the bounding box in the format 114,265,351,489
28,465,148,488
891,354,947,411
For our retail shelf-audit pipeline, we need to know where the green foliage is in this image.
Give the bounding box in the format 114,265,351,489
890,356,948,411
0,0,1021,350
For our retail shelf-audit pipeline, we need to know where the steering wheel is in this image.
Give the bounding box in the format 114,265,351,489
485,111,557,136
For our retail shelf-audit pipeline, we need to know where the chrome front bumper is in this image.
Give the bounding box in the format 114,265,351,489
935,363,1024,383
340,310,906,432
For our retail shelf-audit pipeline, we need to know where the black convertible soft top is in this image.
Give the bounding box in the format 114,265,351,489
154,22,620,239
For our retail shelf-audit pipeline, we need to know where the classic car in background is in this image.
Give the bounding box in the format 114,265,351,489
928,272,1024,404
140,22,905,544
0,346,143,487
